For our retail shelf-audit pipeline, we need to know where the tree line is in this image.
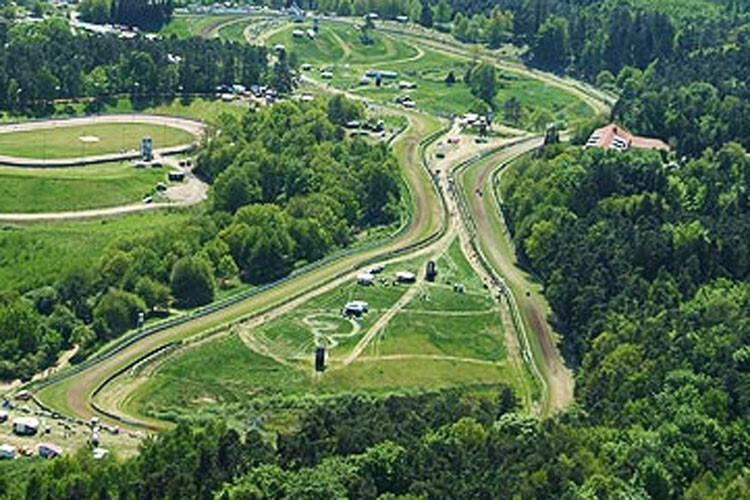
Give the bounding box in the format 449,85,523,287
501,143,750,497
79,0,174,32
1,380,747,498
0,98,402,382
0,18,271,116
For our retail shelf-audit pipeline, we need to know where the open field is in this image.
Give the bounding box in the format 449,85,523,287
0,162,167,213
0,211,192,291
0,122,193,160
113,232,516,422
267,21,419,65
159,14,252,39
0,97,248,127
268,20,593,124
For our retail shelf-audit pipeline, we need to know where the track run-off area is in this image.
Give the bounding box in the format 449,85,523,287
26,17,612,432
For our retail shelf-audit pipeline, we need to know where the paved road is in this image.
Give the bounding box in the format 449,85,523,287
0,114,204,167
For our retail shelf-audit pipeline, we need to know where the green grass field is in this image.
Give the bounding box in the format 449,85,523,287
0,162,168,213
120,236,520,420
159,14,249,39
275,20,592,123
0,123,194,160
0,211,192,291
267,21,419,66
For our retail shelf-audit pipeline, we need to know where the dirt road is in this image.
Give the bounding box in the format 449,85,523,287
457,139,575,413
34,111,446,428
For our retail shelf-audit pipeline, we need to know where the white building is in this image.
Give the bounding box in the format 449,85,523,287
357,272,375,285
0,444,16,459
12,416,40,436
395,271,416,283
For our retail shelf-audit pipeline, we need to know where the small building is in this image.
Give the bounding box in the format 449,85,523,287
425,260,437,282
14,390,31,401
93,447,109,460
321,71,334,79
292,29,305,38
396,271,416,283
301,63,313,71
585,123,670,152
357,272,375,285
436,143,446,158
401,99,415,109
168,171,185,182
365,12,379,20
0,444,16,460
343,300,369,317
12,417,40,436
398,81,417,90
273,44,286,53
307,29,316,39
38,443,62,459
140,137,153,162
155,182,167,192
369,264,385,274
396,15,409,23
345,120,360,129
0,410,8,423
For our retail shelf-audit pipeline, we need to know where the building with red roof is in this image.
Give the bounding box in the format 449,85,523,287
585,124,669,152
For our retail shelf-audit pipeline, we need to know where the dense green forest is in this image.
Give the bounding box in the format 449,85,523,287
1,383,747,498
2,1,750,498
0,99,402,381
0,18,273,115
80,0,174,32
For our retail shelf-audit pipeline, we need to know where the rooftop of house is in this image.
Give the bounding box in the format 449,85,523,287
586,124,670,152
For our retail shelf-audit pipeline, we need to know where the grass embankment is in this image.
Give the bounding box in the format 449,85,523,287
0,211,192,291
0,162,166,213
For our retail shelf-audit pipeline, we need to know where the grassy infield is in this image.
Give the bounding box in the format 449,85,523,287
12,16,590,422
128,238,517,421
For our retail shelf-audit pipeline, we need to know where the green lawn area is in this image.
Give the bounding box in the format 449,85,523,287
276,20,592,124
267,21,419,66
0,162,168,213
370,310,505,360
0,123,194,160
124,236,514,419
128,334,515,417
159,14,248,39
0,211,192,291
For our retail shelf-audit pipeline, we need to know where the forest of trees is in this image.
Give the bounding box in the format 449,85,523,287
0,18,273,115
79,0,174,32
0,99,402,381
1,1,750,498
